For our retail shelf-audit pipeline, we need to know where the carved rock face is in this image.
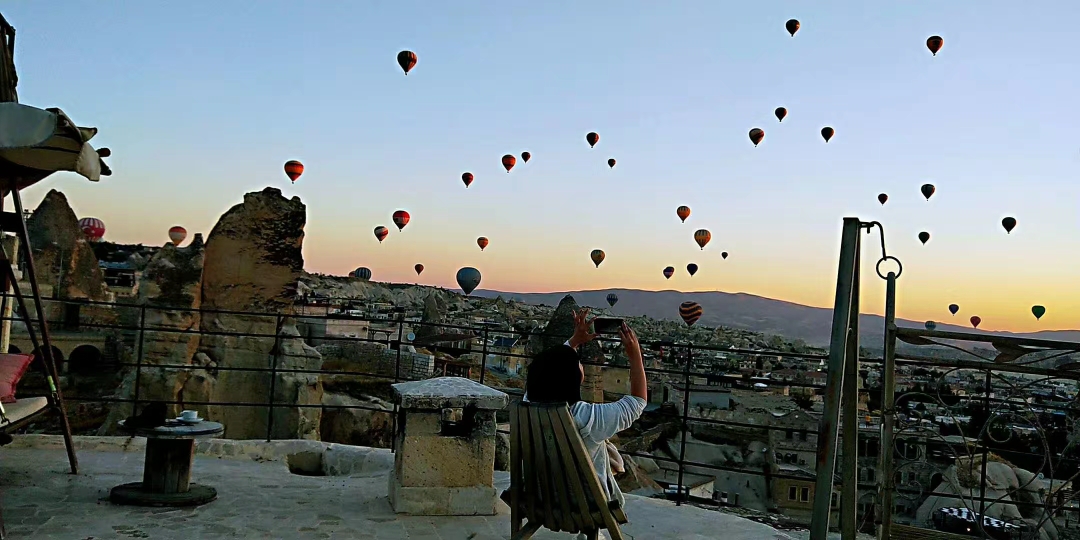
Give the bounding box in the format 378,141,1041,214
26,189,108,300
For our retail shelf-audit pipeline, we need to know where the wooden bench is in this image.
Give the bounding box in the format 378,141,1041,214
508,401,628,540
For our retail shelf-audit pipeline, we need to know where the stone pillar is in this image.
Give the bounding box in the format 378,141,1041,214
388,376,508,515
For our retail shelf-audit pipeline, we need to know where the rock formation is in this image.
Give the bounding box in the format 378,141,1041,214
25,189,108,300
414,293,446,343
319,393,394,448
527,295,604,403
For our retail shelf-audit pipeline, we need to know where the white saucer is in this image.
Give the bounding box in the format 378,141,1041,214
175,417,203,425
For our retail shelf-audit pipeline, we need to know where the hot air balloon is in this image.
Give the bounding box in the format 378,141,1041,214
970,316,981,329
374,226,389,243
1032,305,1046,320
78,217,105,242
878,193,888,205
925,321,937,331
918,231,930,245
414,264,424,276
606,293,618,307
785,19,800,37
775,107,787,122
1002,217,1017,234
679,301,703,326
821,127,834,143
284,160,304,183
949,304,960,315
663,266,675,279
749,128,765,147
501,154,516,173
687,263,698,276
926,36,943,56
694,229,711,250
397,50,417,74
462,172,474,188
721,252,728,260
393,210,411,231
168,226,187,245
591,249,606,268
607,158,616,168
477,237,489,251
677,206,691,223
350,267,372,281
456,267,482,295
521,151,531,163
921,183,936,200
586,132,599,148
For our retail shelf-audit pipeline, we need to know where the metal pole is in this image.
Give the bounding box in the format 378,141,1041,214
391,313,404,453
265,314,284,442
840,244,861,540
809,217,862,540
0,234,16,354
479,326,490,384
393,312,404,381
978,369,991,520
675,343,693,506
131,305,148,417
877,272,898,540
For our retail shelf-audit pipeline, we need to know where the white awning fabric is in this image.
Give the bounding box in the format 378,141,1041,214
0,102,105,189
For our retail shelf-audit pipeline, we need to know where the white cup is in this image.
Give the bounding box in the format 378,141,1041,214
180,410,199,421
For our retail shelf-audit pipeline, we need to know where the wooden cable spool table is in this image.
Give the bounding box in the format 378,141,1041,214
109,419,224,507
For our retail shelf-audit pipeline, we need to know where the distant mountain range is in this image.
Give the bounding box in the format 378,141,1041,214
468,288,1080,348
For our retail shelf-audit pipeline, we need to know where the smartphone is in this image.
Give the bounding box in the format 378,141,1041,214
593,317,624,335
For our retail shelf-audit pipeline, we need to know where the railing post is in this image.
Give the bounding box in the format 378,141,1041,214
479,326,490,384
265,313,284,442
675,342,693,506
978,368,992,520
393,309,404,381
391,311,404,453
877,272,899,540
840,243,861,539
131,304,148,417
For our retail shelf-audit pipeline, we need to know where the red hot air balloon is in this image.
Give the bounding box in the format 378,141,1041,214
694,229,712,250
607,158,616,168
168,226,187,245
586,132,599,148
284,160,304,183
501,154,516,173
926,36,943,56
374,226,389,243
79,217,105,242
521,151,531,163
414,264,424,276
785,19,800,37
970,315,981,329
397,50,417,74
749,128,765,147
921,183,936,200
1002,217,1017,234
392,210,410,231
462,172,474,187
677,206,691,223
821,127,835,142
878,193,888,205
477,237,489,251
679,301,703,326
775,107,787,122
663,266,675,279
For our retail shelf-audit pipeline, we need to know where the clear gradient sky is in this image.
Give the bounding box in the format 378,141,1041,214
6,2,1080,333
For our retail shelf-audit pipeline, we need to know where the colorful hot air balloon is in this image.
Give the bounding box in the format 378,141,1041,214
586,132,599,148
878,193,888,205
663,266,675,279
456,267,481,295
949,304,960,315
168,226,187,245
1002,217,1017,234
374,226,389,243
686,263,698,276
397,50,417,75
78,217,105,242
607,158,616,168
606,293,618,307
1032,305,1046,320
392,210,410,231
925,321,937,331
414,264,424,276
775,107,787,122
350,267,372,281
521,151,531,163
721,252,728,260
591,249,606,268
926,36,943,56
477,237,489,251
694,229,712,250
921,183,936,200
679,301,703,327
821,127,834,143
970,316,981,329
785,19,800,37
284,160,304,183
677,206,691,223
918,231,930,245
501,154,516,173
749,128,765,147
462,172,474,188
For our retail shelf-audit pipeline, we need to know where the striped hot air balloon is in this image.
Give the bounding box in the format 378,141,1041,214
78,217,105,242
679,301,703,327
374,226,389,243
350,267,372,281
694,229,711,250
168,226,187,245
284,160,304,182
606,293,618,307
663,266,675,279
590,249,606,268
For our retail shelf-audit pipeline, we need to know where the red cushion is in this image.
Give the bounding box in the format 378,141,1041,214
0,353,35,403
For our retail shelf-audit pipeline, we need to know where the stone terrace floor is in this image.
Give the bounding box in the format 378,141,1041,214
0,437,798,540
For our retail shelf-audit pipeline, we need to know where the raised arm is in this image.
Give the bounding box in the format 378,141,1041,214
621,322,647,401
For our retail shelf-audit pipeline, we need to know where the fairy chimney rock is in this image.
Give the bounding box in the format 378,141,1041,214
25,189,108,300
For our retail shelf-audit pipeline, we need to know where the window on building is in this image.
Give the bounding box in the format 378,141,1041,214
800,487,810,502
831,493,839,509
907,471,917,484
867,469,875,483
789,486,798,501
799,431,808,441
786,429,794,440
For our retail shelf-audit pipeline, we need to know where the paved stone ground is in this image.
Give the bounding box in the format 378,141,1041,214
1,445,795,539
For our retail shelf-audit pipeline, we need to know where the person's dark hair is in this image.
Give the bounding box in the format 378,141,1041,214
526,345,583,404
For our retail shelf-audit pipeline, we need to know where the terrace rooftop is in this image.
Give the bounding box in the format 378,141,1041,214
1,435,797,540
